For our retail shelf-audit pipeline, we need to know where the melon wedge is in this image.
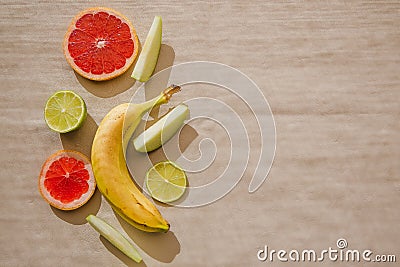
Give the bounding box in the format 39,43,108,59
134,104,189,152
86,215,142,263
131,16,162,82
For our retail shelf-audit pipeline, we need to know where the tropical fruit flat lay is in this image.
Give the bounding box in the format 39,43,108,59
39,7,190,262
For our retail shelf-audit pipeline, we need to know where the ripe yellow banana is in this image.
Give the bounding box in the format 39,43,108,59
91,85,180,232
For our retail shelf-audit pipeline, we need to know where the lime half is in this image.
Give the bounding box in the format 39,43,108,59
146,161,187,203
44,91,87,133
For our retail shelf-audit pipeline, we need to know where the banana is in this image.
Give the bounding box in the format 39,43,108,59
91,85,180,232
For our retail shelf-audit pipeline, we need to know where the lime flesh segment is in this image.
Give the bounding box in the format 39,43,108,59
86,215,142,263
44,90,87,133
146,161,187,203
131,16,162,82
134,104,189,152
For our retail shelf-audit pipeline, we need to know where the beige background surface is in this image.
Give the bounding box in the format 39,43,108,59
1,1,399,266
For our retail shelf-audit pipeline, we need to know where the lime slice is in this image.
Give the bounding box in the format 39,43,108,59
86,215,142,263
134,104,189,153
131,16,162,82
44,90,87,133
146,161,187,203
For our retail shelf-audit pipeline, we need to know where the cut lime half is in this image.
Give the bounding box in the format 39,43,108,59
44,90,87,133
146,161,187,203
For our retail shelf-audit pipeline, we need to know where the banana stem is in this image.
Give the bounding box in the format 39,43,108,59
163,84,181,101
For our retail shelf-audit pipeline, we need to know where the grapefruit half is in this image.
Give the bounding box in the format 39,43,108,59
39,150,96,210
63,7,139,81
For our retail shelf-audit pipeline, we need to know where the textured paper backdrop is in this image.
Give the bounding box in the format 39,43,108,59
1,1,399,266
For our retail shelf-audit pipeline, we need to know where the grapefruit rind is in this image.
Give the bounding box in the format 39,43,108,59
63,7,139,81
39,150,96,210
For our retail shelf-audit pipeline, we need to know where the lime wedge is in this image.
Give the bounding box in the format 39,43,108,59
86,215,142,263
44,90,87,133
134,104,189,153
131,16,162,82
146,161,187,203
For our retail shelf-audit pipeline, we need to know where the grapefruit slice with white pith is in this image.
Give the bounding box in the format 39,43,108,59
63,7,139,81
38,150,96,210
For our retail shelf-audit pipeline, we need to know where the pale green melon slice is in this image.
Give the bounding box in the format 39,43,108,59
131,16,162,82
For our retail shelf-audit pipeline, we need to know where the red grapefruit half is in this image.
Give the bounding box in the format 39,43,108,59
63,7,139,81
39,150,96,210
